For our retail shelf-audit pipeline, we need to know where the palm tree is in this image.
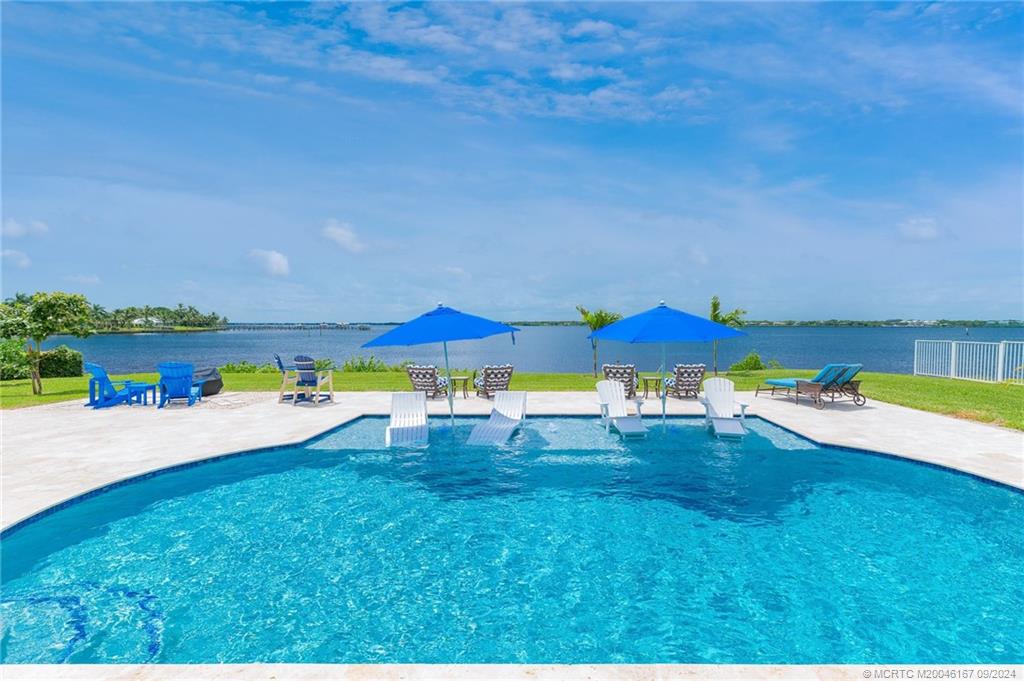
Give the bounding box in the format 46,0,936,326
577,305,623,377
709,295,746,375
89,303,109,328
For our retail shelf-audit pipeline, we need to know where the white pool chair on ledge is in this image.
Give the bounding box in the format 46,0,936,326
467,391,527,446
699,377,748,438
386,392,429,447
597,380,648,439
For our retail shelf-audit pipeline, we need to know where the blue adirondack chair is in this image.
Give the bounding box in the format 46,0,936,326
293,355,333,405
157,362,205,408
83,362,133,409
274,353,299,403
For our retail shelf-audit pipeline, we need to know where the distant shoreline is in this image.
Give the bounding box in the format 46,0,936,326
85,320,1024,335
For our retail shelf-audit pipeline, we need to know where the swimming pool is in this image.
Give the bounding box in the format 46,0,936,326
2,416,1022,663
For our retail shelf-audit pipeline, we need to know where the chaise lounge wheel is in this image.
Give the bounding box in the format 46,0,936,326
814,399,825,410
853,394,866,406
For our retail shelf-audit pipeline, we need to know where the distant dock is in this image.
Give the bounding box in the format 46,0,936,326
226,322,375,331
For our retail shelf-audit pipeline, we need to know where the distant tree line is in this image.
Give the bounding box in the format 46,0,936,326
1,291,228,393
743,319,1022,327
88,302,227,329
4,293,227,329
510,319,1021,328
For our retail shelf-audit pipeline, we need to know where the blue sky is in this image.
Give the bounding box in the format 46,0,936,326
2,2,1022,321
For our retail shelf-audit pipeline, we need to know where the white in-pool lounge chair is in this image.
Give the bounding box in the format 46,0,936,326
596,380,647,439
385,392,429,447
699,377,748,438
467,391,527,446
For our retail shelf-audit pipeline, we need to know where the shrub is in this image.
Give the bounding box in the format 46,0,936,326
38,344,83,378
342,355,392,372
729,351,767,372
221,360,278,373
0,338,30,380
729,352,784,372
314,358,337,372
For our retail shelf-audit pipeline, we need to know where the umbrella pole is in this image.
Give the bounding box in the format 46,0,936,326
443,340,455,427
661,342,667,427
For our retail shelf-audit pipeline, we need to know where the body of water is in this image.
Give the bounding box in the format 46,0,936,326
47,325,1024,375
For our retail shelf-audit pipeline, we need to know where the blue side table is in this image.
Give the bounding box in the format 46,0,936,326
127,381,157,406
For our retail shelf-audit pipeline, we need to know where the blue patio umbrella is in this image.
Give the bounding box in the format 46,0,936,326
363,304,519,425
589,301,745,423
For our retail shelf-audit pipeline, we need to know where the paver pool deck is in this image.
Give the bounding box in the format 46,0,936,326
2,391,1022,680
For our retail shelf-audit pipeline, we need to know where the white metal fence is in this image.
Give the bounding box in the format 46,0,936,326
914,340,1024,384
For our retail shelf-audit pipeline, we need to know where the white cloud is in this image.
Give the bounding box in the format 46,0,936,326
2,218,49,238
248,249,290,276
899,217,940,241
549,63,622,82
322,219,366,253
567,19,618,39
64,274,101,285
1,249,31,268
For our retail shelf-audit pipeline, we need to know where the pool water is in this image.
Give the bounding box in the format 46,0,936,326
2,417,1022,663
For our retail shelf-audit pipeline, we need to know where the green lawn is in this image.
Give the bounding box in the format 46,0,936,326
2,369,1022,430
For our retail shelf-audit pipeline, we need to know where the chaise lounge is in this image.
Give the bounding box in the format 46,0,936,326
467,391,527,445
386,391,429,447
755,363,866,409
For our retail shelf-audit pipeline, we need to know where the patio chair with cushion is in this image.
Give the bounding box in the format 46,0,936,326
473,364,514,399
602,364,639,399
664,363,706,399
406,365,449,399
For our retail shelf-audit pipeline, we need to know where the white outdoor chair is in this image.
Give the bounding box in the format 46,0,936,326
698,377,748,438
596,380,647,438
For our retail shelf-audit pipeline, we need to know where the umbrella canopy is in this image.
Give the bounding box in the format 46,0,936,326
589,301,744,422
363,304,518,348
589,302,744,344
363,304,519,425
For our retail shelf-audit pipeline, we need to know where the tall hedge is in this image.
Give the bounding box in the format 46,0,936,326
38,345,84,378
